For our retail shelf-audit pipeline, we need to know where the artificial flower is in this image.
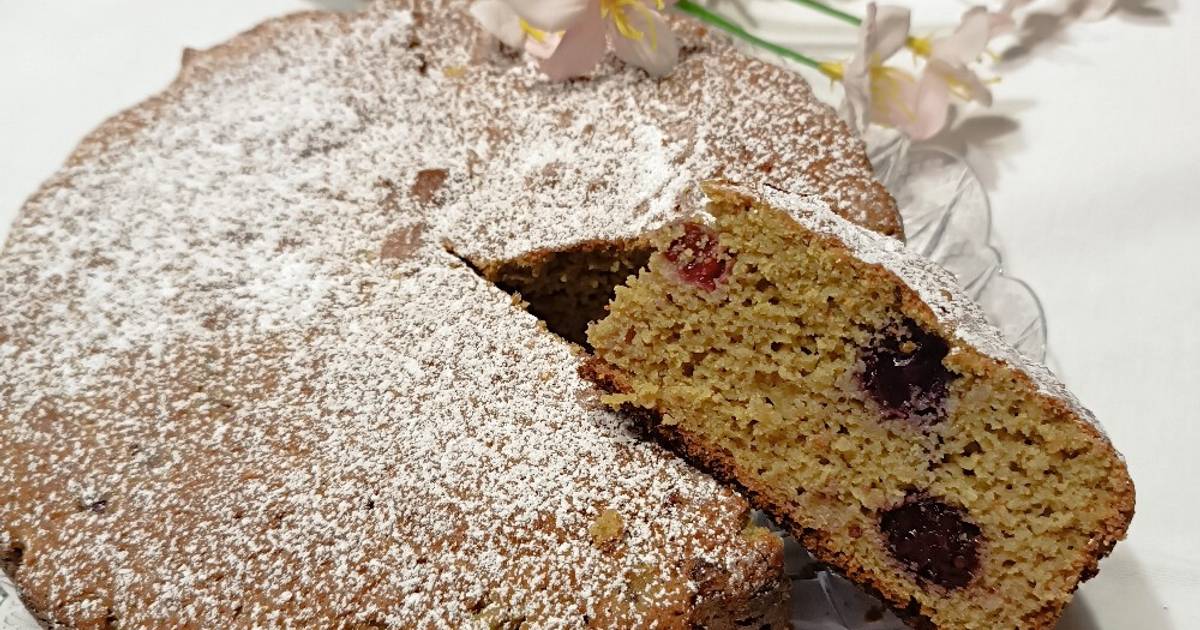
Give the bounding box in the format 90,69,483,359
472,0,679,80
543,0,679,79
833,3,996,140
833,3,918,135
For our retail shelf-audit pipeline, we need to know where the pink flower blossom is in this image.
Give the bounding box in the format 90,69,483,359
472,0,679,80
837,4,998,140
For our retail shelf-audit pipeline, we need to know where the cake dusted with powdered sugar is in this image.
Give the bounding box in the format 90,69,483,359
0,0,900,627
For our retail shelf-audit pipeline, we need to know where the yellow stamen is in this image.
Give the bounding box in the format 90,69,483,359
519,18,547,43
948,79,973,101
937,67,999,102
911,33,994,64
907,35,933,58
870,66,918,122
600,0,661,50
818,61,845,82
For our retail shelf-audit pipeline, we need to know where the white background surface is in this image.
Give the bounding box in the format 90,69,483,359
1,1,1196,628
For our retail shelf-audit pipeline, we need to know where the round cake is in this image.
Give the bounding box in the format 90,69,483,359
0,0,899,627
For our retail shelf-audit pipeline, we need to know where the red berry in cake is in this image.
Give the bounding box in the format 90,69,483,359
663,222,728,291
860,318,956,423
880,495,982,590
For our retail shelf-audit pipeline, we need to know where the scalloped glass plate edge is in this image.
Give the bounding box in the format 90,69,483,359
865,127,1047,362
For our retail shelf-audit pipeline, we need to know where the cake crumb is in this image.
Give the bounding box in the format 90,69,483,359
590,509,625,548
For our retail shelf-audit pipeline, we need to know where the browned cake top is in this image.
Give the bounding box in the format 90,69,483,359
0,0,896,626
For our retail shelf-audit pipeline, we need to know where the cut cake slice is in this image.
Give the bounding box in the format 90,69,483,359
583,181,1134,629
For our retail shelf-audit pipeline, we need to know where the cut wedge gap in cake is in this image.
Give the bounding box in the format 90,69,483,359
447,240,653,348
578,182,1134,630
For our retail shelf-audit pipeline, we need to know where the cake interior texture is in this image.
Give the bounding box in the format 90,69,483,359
478,241,652,348
489,187,1134,629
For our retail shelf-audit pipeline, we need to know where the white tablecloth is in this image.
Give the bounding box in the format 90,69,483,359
2,1,1196,627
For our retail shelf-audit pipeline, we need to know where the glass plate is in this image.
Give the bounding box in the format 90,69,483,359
0,578,35,630
778,128,1048,630
867,127,1047,361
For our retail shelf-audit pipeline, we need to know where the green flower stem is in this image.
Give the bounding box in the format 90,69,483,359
779,0,862,26
778,0,931,56
674,0,827,72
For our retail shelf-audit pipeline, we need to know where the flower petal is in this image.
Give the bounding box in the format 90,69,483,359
610,8,679,77
930,58,993,106
872,4,912,61
839,70,871,135
507,0,592,31
537,16,606,80
906,69,952,140
469,0,525,49
933,6,991,64
868,67,920,132
525,30,563,59
848,4,874,76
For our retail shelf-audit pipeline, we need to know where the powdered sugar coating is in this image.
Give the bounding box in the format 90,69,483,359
728,181,1108,440
0,2,929,626
427,16,900,262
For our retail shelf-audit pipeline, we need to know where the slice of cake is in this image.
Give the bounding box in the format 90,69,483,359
584,181,1135,629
